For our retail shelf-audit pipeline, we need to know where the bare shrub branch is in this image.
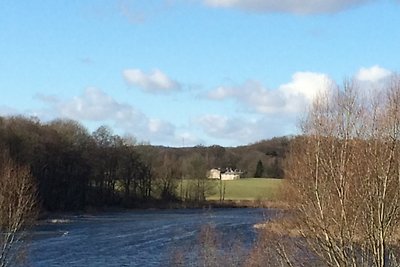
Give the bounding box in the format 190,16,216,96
280,76,400,266
0,154,37,267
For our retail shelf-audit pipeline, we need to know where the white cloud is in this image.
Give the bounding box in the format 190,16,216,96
206,71,332,115
196,114,296,145
206,86,235,100
280,72,330,101
123,68,181,93
202,0,373,14
197,114,256,141
201,72,333,144
35,88,183,145
201,67,395,145
148,118,175,136
279,71,332,113
356,65,391,83
58,88,144,123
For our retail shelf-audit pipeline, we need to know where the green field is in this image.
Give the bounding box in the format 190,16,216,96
206,178,282,201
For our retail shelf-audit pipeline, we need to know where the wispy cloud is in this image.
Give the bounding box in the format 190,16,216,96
25,66,396,147
201,66,394,144
79,57,95,65
85,0,171,24
196,114,296,145
117,0,146,23
206,71,332,115
355,65,391,83
34,93,60,104
35,88,184,145
197,114,257,140
59,88,145,123
202,0,373,14
123,68,181,93
0,105,20,116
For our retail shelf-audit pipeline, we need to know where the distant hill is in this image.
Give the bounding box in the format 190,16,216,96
136,136,291,178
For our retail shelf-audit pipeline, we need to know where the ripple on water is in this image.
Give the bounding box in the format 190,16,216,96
28,208,271,267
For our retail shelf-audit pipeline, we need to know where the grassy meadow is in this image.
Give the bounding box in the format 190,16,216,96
206,178,282,201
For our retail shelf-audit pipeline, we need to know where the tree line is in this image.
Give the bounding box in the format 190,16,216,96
0,116,287,212
0,118,153,211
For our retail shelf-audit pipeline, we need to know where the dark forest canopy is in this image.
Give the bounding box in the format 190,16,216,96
0,115,288,212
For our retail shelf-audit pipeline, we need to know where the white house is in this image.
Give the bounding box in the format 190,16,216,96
221,169,242,180
208,168,221,179
208,168,243,180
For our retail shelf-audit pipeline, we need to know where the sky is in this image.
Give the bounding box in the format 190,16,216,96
1,0,399,147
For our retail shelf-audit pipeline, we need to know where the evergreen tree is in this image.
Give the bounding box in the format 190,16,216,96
254,160,264,178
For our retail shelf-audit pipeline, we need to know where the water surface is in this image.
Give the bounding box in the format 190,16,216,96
28,208,271,266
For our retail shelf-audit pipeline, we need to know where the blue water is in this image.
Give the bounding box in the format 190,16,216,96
28,208,271,267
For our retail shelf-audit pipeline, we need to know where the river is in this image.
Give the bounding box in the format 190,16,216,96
28,208,272,266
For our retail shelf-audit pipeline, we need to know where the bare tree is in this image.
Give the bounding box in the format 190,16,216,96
181,154,215,203
278,76,400,266
153,151,180,201
0,155,37,267
218,176,226,203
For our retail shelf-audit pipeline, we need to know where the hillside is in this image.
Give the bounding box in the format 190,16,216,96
136,136,291,179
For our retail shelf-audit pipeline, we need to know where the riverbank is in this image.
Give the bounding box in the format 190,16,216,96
38,199,287,220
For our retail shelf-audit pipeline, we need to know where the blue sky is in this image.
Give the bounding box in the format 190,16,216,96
1,0,399,147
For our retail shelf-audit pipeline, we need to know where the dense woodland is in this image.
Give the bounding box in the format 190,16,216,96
0,115,288,212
